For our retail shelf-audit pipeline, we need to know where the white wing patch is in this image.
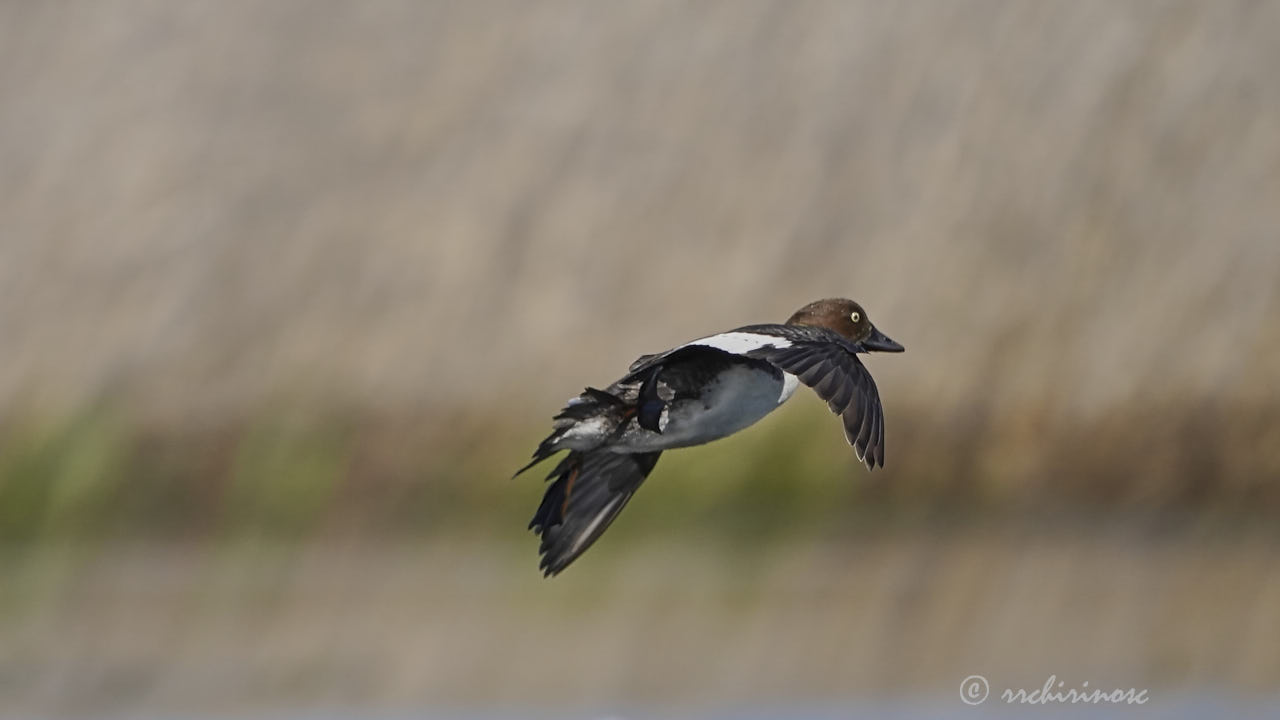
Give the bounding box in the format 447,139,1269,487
683,331,792,355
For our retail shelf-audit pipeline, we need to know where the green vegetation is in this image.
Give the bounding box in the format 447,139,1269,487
1,396,1276,546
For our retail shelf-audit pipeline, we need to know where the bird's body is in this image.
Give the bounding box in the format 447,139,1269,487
517,298,903,575
551,334,798,454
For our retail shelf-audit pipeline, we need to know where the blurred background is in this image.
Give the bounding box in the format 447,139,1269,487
2,1,1279,718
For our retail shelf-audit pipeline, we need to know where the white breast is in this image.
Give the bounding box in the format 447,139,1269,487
617,364,799,452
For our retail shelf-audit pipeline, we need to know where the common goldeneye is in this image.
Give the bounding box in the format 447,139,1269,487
516,298,903,575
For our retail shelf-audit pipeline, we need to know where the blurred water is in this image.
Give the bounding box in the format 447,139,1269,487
99,696,1280,720
5,537,1277,717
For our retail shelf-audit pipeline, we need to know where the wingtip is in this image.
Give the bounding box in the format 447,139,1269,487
851,440,886,471
536,545,568,577
859,452,875,472
539,558,563,578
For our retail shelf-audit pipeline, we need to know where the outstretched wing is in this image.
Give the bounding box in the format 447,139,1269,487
739,327,887,470
529,450,662,576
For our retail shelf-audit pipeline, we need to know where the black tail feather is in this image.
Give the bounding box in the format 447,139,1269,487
528,450,662,576
515,387,633,478
554,387,625,421
513,433,564,477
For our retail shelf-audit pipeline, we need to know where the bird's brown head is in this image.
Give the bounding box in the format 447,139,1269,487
785,298,904,352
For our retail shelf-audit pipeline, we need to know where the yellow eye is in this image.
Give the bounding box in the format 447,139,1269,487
850,311,861,323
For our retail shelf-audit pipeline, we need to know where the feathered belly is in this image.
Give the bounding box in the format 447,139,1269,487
615,365,799,451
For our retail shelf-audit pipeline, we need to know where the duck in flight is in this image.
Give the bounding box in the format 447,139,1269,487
516,298,904,576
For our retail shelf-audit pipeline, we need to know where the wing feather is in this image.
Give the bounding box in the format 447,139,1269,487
529,450,662,576
745,334,888,470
